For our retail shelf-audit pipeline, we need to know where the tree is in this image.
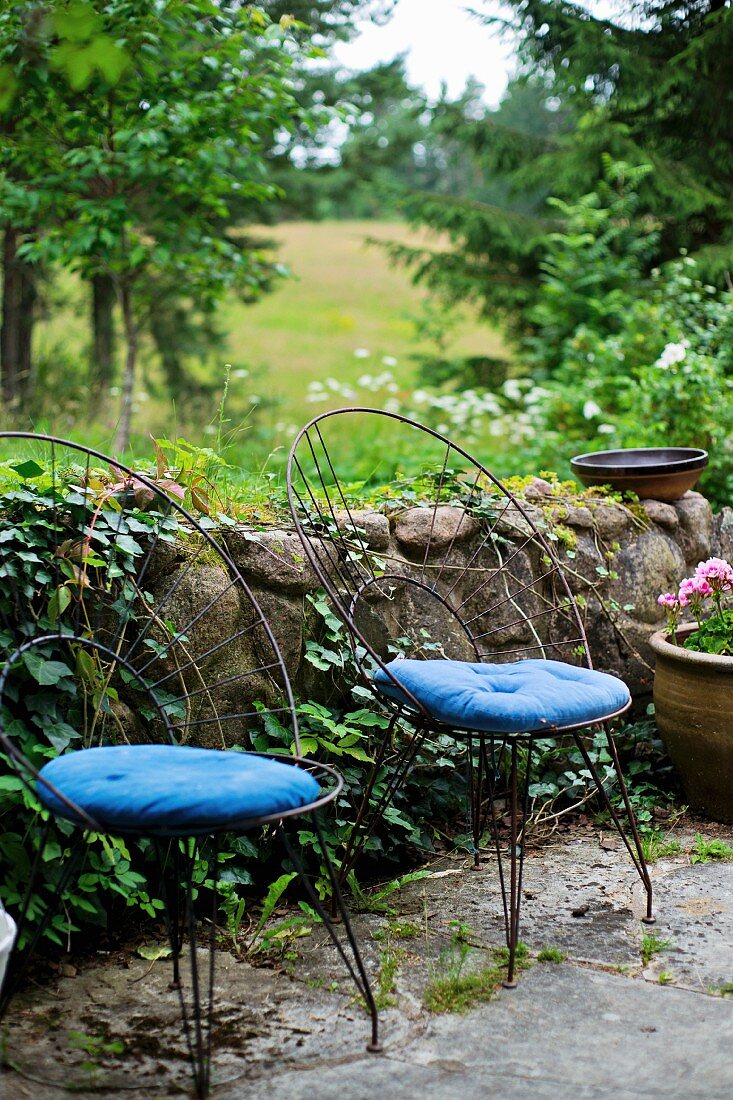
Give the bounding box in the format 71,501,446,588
0,1,320,447
388,1,733,356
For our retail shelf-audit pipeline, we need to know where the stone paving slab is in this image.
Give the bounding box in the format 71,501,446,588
254,965,733,1100
2,826,733,1098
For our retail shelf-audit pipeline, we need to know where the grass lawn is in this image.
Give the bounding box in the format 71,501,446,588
223,220,501,412
24,221,502,466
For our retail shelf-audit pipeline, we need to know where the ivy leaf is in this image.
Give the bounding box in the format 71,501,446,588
48,584,72,624
137,943,173,961
22,653,75,686
11,460,44,479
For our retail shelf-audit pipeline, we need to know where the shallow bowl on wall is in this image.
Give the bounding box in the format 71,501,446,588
570,447,708,501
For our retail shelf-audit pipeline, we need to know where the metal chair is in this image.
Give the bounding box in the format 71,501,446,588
287,407,654,985
0,432,379,1098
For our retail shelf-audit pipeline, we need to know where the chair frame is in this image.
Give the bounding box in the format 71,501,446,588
287,407,654,984
0,432,380,1097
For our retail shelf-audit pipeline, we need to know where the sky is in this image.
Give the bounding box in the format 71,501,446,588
333,0,519,106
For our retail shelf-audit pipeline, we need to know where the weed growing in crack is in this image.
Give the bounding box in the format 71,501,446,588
537,947,566,963
423,924,530,1013
690,834,733,864
641,830,682,863
641,931,672,966
373,943,407,1010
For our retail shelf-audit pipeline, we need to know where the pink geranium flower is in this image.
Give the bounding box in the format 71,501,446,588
658,556,733,646
694,557,733,593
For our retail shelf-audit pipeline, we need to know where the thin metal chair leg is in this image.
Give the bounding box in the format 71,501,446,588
279,818,381,1053
338,720,426,892
573,726,654,923
467,735,481,870
602,722,655,923
502,738,531,989
483,738,509,936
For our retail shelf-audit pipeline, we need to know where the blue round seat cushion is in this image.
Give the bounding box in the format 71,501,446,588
373,658,631,734
37,745,322,835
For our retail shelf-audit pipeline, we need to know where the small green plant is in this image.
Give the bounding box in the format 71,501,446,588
658,971,674,985
537,947,566,963
346,870,433,915
423,924,529,1014
718,983,733,997
641,830,683,863
690,834,733,864
243,873,318,959
641,932,672,966
374,919,422,942
373,943,407,1010
67,1031,126,1082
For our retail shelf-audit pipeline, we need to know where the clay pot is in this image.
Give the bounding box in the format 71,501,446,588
650,626,733,823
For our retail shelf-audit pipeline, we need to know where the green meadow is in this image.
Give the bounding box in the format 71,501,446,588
29,221,501,467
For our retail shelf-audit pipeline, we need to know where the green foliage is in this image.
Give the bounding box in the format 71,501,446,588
0,1,327,441
641,931,672,966
640,831,682,864
489,168,733,510
0,456,181,943
683,611,733,658
689,834,733,865
395,1,733,348
536,947,566,963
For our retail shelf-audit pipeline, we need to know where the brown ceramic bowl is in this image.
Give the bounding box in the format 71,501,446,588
570,447,708,501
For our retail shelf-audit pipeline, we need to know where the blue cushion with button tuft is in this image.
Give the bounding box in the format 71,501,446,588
373,658,630,734
37,744,321,835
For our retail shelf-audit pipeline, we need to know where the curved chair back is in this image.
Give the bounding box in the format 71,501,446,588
288,407,593,716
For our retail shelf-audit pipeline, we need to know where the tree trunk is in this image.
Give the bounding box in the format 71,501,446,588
90,273,116,398
113,283,137,452
150,304,187,394
1,224,36,409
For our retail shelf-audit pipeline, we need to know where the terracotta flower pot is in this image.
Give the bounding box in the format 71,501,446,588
650,626,733,823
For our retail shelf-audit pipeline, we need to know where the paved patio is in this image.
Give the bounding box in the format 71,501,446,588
3,821,733,1099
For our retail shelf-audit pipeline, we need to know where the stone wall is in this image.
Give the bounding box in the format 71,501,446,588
205,488,733,704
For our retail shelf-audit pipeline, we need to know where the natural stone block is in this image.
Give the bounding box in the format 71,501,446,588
333,509,391,550
394,506,479,552
712,506,733,562
591,502,631,540
640,499,679,530
673,491,713,565
225,529,316,593
612,531,687,624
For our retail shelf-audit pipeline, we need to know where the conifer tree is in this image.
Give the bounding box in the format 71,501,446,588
394,1,733,344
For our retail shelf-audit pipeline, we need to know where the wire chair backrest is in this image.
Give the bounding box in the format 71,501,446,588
287,408,592,713
0,433,301,820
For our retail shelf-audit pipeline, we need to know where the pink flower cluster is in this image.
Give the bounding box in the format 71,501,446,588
694,556,733,593
658,556,733,638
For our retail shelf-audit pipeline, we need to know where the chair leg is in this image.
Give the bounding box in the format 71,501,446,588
572,725,654,923
467,736,482,870
0,823,87,1017
502,739,531,988
279,817,381,1053
158,836,219,1100
482,737,510,940
337,716,426,892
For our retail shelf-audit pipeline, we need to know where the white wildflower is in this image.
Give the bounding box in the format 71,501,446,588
655,341,688,369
